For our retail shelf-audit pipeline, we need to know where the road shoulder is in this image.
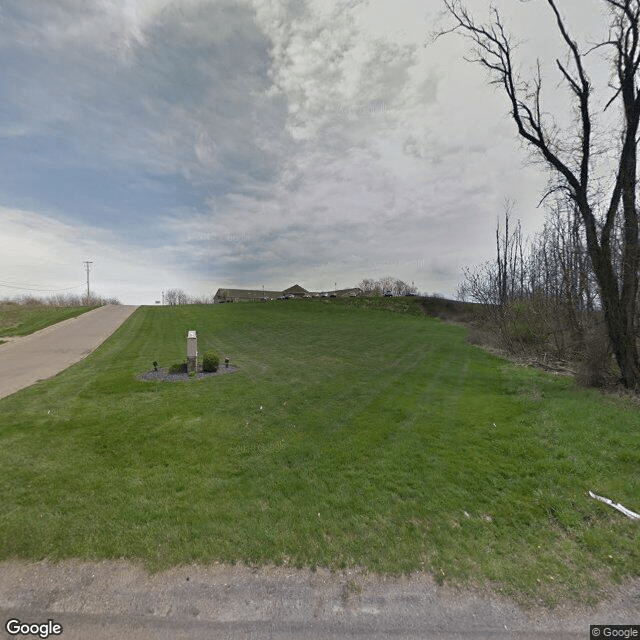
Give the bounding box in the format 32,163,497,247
0,560,637,639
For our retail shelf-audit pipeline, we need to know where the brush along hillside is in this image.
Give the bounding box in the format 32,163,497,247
0,301,98,338
0,298,637,606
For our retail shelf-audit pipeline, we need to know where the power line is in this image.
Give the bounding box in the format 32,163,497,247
0,278,49,287
0,260,93,293
0,281,83,292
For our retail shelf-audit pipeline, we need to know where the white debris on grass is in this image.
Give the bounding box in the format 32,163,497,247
589,491,640,520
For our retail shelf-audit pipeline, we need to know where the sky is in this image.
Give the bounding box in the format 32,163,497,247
0,0,609,305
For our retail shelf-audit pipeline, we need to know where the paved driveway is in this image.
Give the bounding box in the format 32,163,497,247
0,304,138,400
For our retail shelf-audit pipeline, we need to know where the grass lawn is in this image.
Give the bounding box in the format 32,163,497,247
0,299,638,606
0,302,98,337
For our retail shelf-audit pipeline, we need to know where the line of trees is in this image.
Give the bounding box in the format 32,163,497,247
1,293,120,306
163,289,216,305
457,199,612,382
441,0,640,389
358,277,418,296
459,198,597,312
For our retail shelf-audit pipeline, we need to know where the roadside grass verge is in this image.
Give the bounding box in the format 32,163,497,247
0,302,98,336
0,299,638,607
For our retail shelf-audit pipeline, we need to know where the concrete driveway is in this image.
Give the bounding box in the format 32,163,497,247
0,304,138,400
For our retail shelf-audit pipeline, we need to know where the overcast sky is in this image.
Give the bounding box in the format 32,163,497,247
0,0,608,304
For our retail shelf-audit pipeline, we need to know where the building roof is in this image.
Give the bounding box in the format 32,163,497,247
282,284,308,295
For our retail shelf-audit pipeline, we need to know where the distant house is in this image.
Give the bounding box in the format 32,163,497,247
213,288,281,303
282,284,308,298
213,284,362,303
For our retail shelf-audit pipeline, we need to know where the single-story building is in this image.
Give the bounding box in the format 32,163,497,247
213,284,362,302
213,288,282,303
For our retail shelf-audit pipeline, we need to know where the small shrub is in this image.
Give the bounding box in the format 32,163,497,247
500,301,549,353
576,325,614,388
202,350,220,372
168,362,187,374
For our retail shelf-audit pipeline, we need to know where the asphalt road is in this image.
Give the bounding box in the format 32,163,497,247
1,560,638,639
0,304,138,399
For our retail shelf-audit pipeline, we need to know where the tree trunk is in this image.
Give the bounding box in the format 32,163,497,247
601,297,640,389
590,241,640,389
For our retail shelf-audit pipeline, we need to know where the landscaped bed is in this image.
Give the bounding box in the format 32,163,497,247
138,365,238,381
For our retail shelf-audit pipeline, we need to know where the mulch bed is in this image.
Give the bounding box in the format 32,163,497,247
138,365,238,382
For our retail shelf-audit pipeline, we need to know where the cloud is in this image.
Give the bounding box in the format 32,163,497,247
0,0,581,302
4,0,169,59
1,0,283,179
253,0,419,140
0,206,177,304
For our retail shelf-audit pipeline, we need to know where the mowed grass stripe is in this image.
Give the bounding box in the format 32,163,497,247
0,299,638,606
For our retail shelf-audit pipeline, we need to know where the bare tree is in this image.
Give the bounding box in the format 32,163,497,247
460,201,527,305
188,294,215,304
164,289,177,306
378,276,397,295
358,277,418,296
358,278,378,295
440,0,640,388
458,197,608,362
165,289,189,305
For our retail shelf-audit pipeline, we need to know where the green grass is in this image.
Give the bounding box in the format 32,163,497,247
0,302,98,336
0,299,638,606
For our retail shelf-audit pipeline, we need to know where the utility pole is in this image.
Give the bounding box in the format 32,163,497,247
83,261,93,301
